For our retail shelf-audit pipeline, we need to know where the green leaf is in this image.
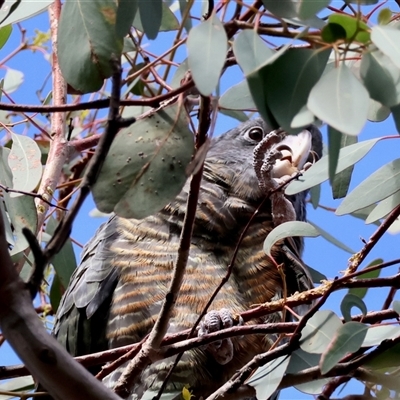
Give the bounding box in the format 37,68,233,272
233,29,274,75
348,258,382,299
3,68,23,93
336,158,400,216
286,138,380,195
366,191,400,223
0,376,34,399
219,109,249,122
392,103,400,134
328,13,370,43
365,342,400,369
310,184,320,209
308,220,355,254
0,24,12,49
371,25,400,70
92,104,194,219
363,325,400,347
262,0,330,20
367,99,390,122
259,48,330,134
300,310,342,354
340,293,367,322
247,355,290,400
50,273,62,314
0,0,52,27
263,221,319,257
321,23,347,43
58,0,124,93
46,217,77,289
287,349,328,394
331,133,358,199
327,126,342,183
320,321,368,374
308,64,369,136
115,0,138,37
133,1,179,35
0,147,37,255
378,8,392,25
187,13,227,96
137,0,162,39
8,133,42,196
291,105,315,128
219,80,256,110
393,300,400,315
361,49,400,108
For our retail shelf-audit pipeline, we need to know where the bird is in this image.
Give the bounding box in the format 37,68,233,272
51,117,323,400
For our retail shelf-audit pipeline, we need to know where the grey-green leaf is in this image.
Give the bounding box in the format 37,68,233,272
58,0,123,93
349,258,382,299
264,221,319,257
3,68,24,93
308,64,369,136
233,30,274,76
219,80,256,110
8,133,42,197
187,13,227,96
363,325,400,347
261,48,330,133
320,321,368,374
366,190,400,223
300,310,342,354
0,0,52,27
286,138,381,195
115,0,138,37
340,293,367,322
361,49,400,108
137,0,162,39
336,158,400,216
371,25,400,70
287,349,328,394
331,133,358,199
247,355,290,400
92,104,194,219
308,220,355,254
327,126,342,183
46,216,77,289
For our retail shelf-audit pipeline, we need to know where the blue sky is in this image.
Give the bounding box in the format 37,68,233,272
0,3,400,399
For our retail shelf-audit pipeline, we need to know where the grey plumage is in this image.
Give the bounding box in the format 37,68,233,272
51,118,322,399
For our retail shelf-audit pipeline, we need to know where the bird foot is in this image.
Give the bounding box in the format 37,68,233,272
197,308,243,365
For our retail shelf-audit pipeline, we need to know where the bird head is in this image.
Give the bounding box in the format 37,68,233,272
205,118,322,211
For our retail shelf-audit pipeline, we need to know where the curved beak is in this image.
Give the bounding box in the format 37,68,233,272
272,130,312,179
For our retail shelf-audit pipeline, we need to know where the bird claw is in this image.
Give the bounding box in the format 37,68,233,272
197,308,243,365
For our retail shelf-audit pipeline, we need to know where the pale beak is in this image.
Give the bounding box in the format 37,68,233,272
272,130,312,179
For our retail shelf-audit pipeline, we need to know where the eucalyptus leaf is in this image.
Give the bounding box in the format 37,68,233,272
46,217,77,289
92,104,194,219
371,25,400,70
300,310,342,354
187,13,227,96
320,321,368,374
349,259,382,299
336,158,400,216
286,138,381,195
58,0,124,93
308,64,369,136
366,190,400,223
8,133,42,197
331,133,358,199
264,221,319,257
219,80,256,110
137,0,162,39
363,325,400,347
340,293,367,322
247,355,290,400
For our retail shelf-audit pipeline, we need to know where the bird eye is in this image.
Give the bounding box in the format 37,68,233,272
245,127,264,142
